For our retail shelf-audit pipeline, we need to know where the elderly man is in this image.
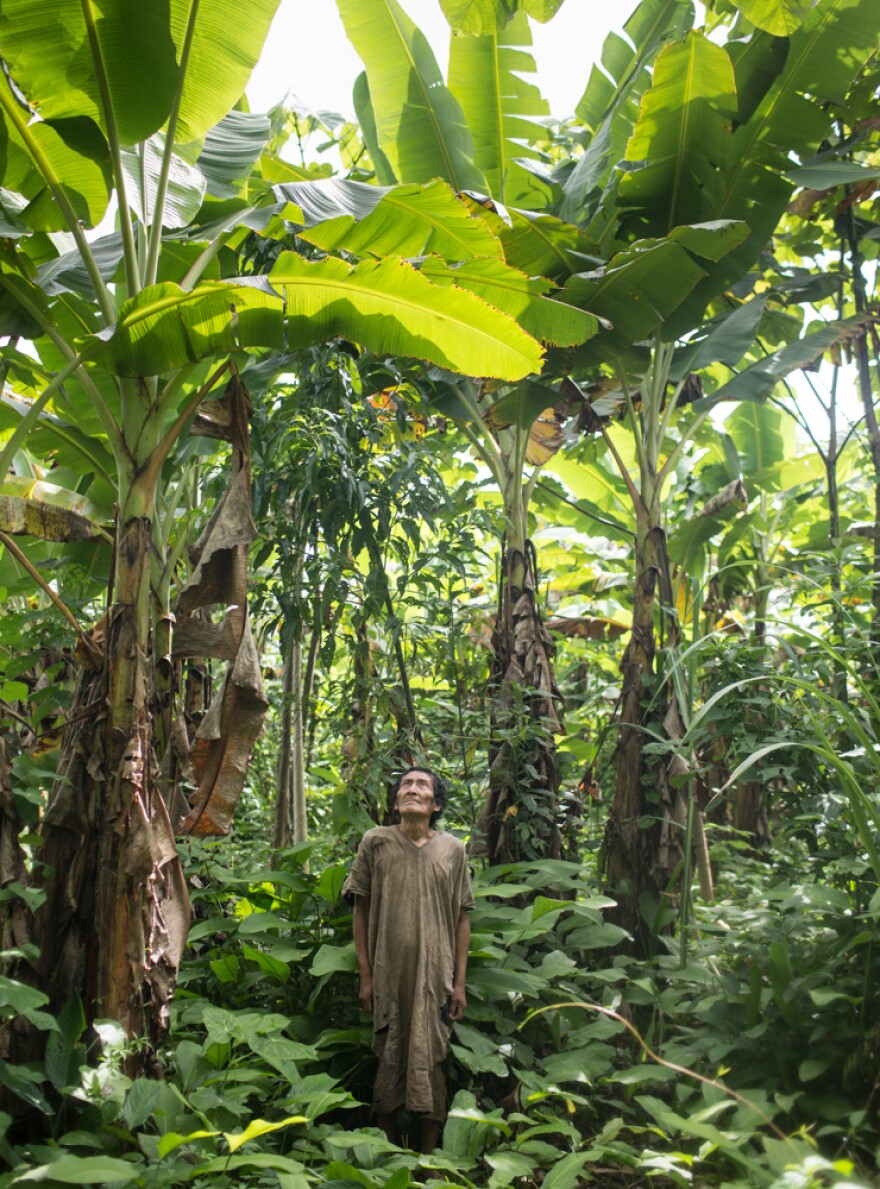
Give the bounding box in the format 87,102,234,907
344,767,474,1154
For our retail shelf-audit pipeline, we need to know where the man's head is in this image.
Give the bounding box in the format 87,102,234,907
390,767,448,826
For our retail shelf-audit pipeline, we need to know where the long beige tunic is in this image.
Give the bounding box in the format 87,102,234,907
343,826,475,1120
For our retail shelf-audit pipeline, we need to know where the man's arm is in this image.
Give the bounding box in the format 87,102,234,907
449,908,470,1022
353,895,373,1013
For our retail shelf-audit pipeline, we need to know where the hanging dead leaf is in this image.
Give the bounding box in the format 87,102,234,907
525,408,565,465
173,373,268,836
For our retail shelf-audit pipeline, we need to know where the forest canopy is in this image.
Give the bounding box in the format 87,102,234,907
0,0,879,1186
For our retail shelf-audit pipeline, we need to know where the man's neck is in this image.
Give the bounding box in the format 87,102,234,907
398,816,433,846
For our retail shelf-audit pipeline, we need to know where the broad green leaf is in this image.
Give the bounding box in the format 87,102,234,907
787,161,880,189
157,1129,220,1159
310,942,357,976
96,280,283,377
15,1153,140,1183
120,136,206,230
447,12,552,209
198,111,272,198
733,0,813,34
0,976,50,1016
352,72,397,186
0,87,112,231
336,0,485,191
497,207,596,279
671,293,769,377
420,257,600,346
542,1152,595,1189
726,402,791,484
0,0,178,144
98,223,539,387
172,0,281,143
484,379,559,430
38,234,125,299
224,1115,307,1153
269,252,544,380
618,32,737,238
292,179,504,260
707,313,875,405
564,0,693,225
563,239,706,366
439,0,565,32
575,0,693,130
123,1078,161,1130
680,0,880,326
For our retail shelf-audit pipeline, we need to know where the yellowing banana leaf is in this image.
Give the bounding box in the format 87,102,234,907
336,0,485,192
95,280,284,377
0,476,109,541
97,256,543,381
420,257,601,347
268,253,544,380
447,12,553,210
292,178,503,261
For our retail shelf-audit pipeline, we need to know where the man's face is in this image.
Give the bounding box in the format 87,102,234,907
396,770,439,820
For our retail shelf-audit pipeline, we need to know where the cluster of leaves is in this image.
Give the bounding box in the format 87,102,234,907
2,835,878,1187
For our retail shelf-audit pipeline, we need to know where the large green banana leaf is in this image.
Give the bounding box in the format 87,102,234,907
0,0,280,148
618,0,880,338
96,255,544,381
439,0,566,35
336,0,485,192
419,258,601,347
563,220,748,368
0,82,111,231
460,198,597,279
447,12,553,210
286,179,503,260
617,32,737,237
561,0,693,227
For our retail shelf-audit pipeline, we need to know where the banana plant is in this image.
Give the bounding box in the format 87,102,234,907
0,0,550,1055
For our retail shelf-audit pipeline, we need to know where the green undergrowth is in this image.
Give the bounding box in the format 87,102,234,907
1,841,877,1187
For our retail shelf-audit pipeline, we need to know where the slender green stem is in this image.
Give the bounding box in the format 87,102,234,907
656,406,711,492
0,82,115,324
459,419,505,492
181,232,234,291
145,0,202,285
81,0,141,294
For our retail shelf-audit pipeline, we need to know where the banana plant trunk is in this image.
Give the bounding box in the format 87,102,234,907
604,506,672,946
480,440,563,861
31,384,189,1060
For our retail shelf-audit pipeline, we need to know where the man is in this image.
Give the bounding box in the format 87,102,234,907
343,767,474,1154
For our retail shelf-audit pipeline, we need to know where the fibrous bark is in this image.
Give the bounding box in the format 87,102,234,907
480,541,563,863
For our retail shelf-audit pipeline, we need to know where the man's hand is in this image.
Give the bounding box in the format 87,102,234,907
359,974,373,1014
449,984,466,1022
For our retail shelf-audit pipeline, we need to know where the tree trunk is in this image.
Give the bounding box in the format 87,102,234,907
272,646,295,854
604,506,693,950
479,540,563,862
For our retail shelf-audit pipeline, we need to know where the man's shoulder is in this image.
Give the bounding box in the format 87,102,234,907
358,826,398,848
433,830,468,856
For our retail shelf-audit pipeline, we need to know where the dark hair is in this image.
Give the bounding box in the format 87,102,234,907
388,767,448,826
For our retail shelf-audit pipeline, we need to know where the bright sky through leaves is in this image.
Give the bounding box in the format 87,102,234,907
247,0,619,123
